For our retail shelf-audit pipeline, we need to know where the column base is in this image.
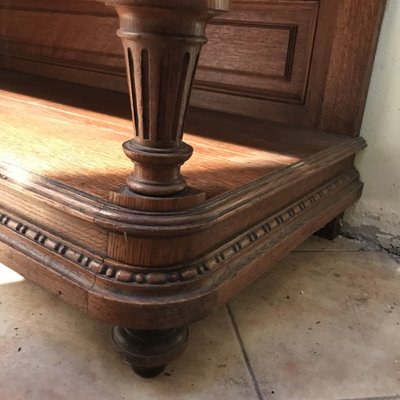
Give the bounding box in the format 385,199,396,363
109,185,205,211
122,140,193,197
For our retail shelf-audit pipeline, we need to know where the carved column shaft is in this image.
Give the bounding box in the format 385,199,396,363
106,2,229,197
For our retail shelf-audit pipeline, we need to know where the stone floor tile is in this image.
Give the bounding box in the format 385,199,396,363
229,246,400,400
0,263,257,400
295,235,363,252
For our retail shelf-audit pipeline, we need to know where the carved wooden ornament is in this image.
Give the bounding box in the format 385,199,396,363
104,0,230,198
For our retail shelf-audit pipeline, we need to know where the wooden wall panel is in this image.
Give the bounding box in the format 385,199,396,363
197,1,318,104
0,7,119,69
0,0,386,136
191,0,337,126
0,1,320,104
0,0,126,91
0,0,318,105
318,0,387,136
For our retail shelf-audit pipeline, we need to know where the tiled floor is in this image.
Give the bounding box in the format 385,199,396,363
1,236,400,400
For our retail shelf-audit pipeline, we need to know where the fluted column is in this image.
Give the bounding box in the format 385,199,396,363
104,0,230,197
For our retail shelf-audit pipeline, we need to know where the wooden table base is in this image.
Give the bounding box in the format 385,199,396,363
0,68,366,375
0,0,371,378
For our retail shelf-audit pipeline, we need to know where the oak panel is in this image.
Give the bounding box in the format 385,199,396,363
197,0,319,103
0,0,318,104
0,1,385,134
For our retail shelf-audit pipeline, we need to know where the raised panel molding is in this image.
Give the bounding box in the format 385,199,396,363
199,20,297,80
195,20,299,101
196,0,319,103
0,0,115,17
0,0,319,105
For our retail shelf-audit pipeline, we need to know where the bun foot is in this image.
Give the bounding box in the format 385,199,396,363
132,365,166,379
316,213,344,240
112,326,189,378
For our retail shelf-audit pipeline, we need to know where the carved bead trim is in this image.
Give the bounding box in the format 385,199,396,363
0,213,104,274
0,171,355,286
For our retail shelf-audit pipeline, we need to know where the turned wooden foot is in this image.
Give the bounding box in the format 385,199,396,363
315,213,344,240
111,326,189,378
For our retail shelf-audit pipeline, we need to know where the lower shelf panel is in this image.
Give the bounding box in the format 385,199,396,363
0,70,365,329
0,169,362,328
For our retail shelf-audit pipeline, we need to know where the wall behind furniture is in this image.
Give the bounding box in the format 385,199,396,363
345,0,400,254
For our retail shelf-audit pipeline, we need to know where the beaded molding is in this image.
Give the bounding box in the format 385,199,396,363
0,171,355,286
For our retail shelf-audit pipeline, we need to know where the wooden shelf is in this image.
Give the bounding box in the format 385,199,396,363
0,70,358,200
0,69,364,332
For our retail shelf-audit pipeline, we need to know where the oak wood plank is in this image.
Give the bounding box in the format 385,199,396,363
0,70,356,200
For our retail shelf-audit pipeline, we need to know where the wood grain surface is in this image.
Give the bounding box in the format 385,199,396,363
0,70,352,201
0,0,383,374
0,0,385,136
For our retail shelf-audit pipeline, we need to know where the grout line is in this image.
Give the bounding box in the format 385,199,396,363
226,303,265,400
293,249,362,253
342,229,400,264
226,303,399,400
338,396,400,400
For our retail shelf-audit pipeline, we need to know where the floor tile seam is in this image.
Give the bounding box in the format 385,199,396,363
337,395,400,400
226,303,265,400
292,250,363,253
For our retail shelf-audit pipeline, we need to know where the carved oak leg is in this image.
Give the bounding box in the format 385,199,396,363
104,0,230,211
112,326,189,378
102,0,229,376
